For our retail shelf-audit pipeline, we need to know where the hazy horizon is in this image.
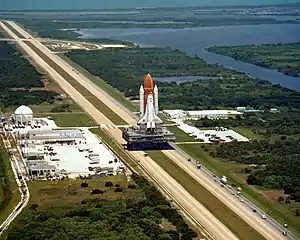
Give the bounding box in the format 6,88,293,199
0,0,299,10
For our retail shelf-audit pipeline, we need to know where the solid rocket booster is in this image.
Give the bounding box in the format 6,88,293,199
154,85,158,115
139,85,144,117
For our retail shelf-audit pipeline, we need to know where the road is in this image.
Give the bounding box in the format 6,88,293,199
2,20,299,240
0,20,239,240
0,134,30,236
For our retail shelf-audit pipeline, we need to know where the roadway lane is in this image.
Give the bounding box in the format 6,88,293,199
1,20,239,240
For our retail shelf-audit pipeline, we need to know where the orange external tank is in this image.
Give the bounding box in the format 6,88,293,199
143,74,155,111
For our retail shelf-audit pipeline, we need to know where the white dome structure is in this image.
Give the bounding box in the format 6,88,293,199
13,105,33,124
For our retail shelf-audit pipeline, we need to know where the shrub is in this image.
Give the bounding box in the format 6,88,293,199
115,184,120,187
81,200,87,204
91,189,104,195
29,204,38,210
128,184,136,189
81,182,88,188
115,187,123,192
105,181,113,187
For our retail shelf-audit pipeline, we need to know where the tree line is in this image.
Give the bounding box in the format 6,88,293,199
0,41,58,109
208,43,300,78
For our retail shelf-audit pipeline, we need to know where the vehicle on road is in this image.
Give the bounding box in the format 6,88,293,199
240,199,244,203
253,209,257,212
144,153,148,157
282,231,287,236
283,223,288,228
262,214,266,219
220,175,227,185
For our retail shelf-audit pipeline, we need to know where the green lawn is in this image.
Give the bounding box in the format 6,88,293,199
177,144,300,237
35,112,96,127
166,126,195,142
233,127,265,140
27,175,141,208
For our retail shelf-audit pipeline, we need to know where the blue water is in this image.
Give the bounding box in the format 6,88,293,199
77,24,300,91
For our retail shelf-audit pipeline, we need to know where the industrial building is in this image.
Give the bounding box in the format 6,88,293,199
1,105,126,179
163,109,242,120
122,74,175,150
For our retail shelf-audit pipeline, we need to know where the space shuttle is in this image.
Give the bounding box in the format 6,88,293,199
138,74,162,130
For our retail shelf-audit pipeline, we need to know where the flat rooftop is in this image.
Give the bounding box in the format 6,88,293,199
28,129,84,140
176,120,249,143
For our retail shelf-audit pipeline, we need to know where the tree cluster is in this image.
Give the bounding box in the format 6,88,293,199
208,43,300,78
0,150,12,213
66,47,300,110
0,41,57,108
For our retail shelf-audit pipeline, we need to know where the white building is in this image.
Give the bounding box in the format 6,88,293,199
26,129,85,145
163,109,242,120
13,105,33,124
187,110,242,120
162,109,187,119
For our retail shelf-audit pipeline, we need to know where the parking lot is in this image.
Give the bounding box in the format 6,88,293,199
177,122,249,143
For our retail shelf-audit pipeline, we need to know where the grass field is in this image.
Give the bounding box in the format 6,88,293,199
25,41,127,125
233,127,265,141
27,175,141,208
166,125,195,142
177,143,300,237
0,145,21,225
35,112,96,127
146,150,265,240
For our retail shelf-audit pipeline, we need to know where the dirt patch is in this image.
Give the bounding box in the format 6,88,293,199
258,189,284,203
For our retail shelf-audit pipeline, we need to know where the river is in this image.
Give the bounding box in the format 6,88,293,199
77,24,300,91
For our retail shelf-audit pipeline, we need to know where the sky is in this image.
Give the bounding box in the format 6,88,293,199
0,0,299,10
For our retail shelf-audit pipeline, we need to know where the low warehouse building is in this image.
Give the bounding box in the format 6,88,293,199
27,129,85,145
187,110,242,120
163,109,242,120
163,109,187,119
